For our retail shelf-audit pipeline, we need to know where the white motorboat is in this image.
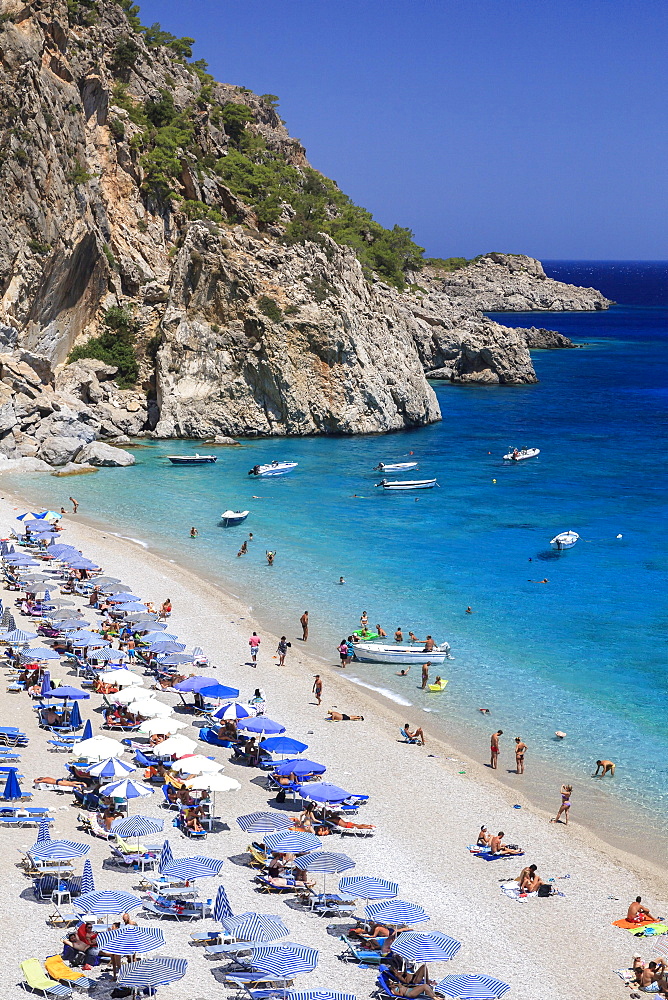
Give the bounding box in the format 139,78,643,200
168,454,217,465
550,530,579,550
221,510,249,527
373,462,419,473
375,478,437,490
248,462,298,477
354,642,451,665
503,448,540,461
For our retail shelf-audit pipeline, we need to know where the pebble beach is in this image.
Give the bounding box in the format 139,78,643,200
0,492,666,1000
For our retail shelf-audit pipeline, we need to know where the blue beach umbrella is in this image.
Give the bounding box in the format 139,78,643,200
273,759,326,778
111,815,164,838
1,768,23,801
264,830,322,854
159,839,173,873
339,876,398,900
86,756,135,779
222,912,289,943
81,719,93,741
157,653,194,665
58,621,91,631
173,676,218,693
101,778,154,801
51,686,90,700
23,647,60,661
40,671,52,698
436,975,511,1000
147,640,185,653
239,717,285,735
236,812,293,835
118,957,187,989
365,900,430,926
74,890,142,915
37,818,52,844
296,783,351,805
210,702,250,720
2,628,38,642
97,926,165,956
214,884,233,923
294,852,354,874
69,701,82,729
250,942,318,978
258,736,307,755
107,593,142,603
114,602,147,613
30,840,90,861
81,858,95,894
392,932,461,963
199,684,241,701
161,856,224,880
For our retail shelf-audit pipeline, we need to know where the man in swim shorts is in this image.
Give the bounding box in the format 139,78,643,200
627,897,657,923
490,730,503,769
593,759,616,777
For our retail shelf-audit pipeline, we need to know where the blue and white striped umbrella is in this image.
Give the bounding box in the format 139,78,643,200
293,852,355,874
100,778,154,800
21,647,60,661
86,756,135,779
365,900,429,925
111,815,164,838
339,876,398,900
36,818,51,844
147,640,186,653
237,812,294,835
2,628,37,643
436,975,511,1000
221,912,289,943
81,858,95,895
392,932,461,963
74,890,142,915
159,839,173,873
264,831,322,854
30,839,90,860
287,993,357,1000
118,957,187,988
97,926,165,956
160,856,224,880
211,702,250,721
250,942,318,978
213,884,233,923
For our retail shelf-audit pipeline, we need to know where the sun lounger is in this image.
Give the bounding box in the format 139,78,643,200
376,971,430,997
254,875,297,893
20,958,72,997
399,728,421,744
310,893,357,917
190,929,222,946
338,935,383,964
44,955,95,991
246,844,268,869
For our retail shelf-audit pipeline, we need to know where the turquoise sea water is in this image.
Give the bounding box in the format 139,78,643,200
9,262,668,835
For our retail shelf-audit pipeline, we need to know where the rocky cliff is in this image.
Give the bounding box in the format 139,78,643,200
0,0,611,460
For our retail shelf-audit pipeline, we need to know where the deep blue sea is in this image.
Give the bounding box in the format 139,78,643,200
9,261,668,841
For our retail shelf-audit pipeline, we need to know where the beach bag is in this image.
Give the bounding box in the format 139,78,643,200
275,789,286,803
537,883,553,897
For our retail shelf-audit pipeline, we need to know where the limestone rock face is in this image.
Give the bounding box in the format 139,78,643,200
75,441,135,466
0,456,52,473
523,327,577,349
38,435,85,465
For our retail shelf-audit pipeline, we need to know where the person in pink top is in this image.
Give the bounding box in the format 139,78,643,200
249,632,260,664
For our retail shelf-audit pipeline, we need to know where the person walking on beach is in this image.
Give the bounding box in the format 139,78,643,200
490,730,503,769
550,784,572,825
69,496,79,513
312,674,322,705
249,631,260,664
593,759,616,777
515,736,527,774
276,635,289,665
421,662,430,690
300,611,309,641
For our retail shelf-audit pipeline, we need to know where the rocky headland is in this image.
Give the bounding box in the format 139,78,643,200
0,0,611,469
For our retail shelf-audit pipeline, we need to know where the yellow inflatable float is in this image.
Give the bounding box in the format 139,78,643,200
428,678,448,692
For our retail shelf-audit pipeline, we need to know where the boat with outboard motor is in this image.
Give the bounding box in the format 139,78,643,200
221,510,249,527
550,530,579,550
373,462,419,473
503,448,540,461
248,462,298,477
168,454,217,465
353,641,451,664
375,478,437,490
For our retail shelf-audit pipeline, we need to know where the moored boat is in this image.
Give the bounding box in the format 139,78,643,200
375,478,437,490
248,461,298,477
353,642,450,665
550,530,579,550
503,448,540,461
221,510,250,527
168,454,217,465
373,461,419,472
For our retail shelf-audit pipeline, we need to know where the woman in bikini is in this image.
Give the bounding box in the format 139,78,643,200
550,784,572,825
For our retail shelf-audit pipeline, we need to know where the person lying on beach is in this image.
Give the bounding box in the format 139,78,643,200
489,832,523,856
293,867,316,889
327,709,364,721
62,932,88,967
627,897,657,923
349,922,391,943
386,981,440,999
34,776,86,791
404,722,426,745
328,812,375,830
476,825,491,847
216,720,238,740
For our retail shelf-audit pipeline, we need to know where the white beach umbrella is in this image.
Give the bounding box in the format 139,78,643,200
152,735,198,757
172,755,224,775
137,718,188,736
187,773,240,792
113,689,150,705
99,669,144,688
72,735,126,761
126,698,173,719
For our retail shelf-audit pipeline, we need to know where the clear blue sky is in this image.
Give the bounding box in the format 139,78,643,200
134,0,668,259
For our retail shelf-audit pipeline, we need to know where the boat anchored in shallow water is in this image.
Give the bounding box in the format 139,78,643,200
375,478,437,490
354,642,451,664
221,510,249,527
503,448,540,461
168,454,217,465
248,462,298,477
550,530,579,550
373,461,419,473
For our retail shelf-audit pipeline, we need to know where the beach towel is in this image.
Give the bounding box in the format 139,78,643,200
475,850,524,861
614,968,637,983
613,917,655,930
499,880,563,902
630,923,668,938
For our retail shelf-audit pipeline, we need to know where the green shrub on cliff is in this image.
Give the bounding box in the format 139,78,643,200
68,307,139,388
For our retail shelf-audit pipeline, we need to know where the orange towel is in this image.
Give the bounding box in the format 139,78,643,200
612,918,654,929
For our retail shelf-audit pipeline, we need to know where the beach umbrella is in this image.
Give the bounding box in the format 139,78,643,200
147,640,185,653
0,610,15,629
81,858,95,895
30,839,90,861
70,632,108,647
250,942,318,978
296,783,351,805
295,852,354,874
72,734,125,760
74,890,142,916
365,900,430,926
40,671,52,697
187,773,240,791
210,702,250,721
124,613,158,623
96,580,127,590
118,958,187,990
392,932,462,963
51,686,90,701
239,717,285,735
138,717,188,736
157,653,194,666
46,599,75,608
2,628,38,643
339,876,398,900
81,719,93,741
114,602,148,613
99,668,144,687
69,701,82,729
173,676,219,693
97,925,165,956
237,812,294,836
36,817,52,843
159,839,173,872
101,778,154,803
112,815,164,839
107,593,142,603
22,647,60,662
113,688,151,705
152,735,197,756
258,736,308,756
198,683,240,700
222,912,289,943
264,831,322,854
436,975,510,1000
58,620,92,631
1,768,23,801
141,630,175,642
161,856,224,880
273,759,326,778
172,755,224,775
86,756,135,779
287,993,357,1000
127,698,173,719
213,884,233,922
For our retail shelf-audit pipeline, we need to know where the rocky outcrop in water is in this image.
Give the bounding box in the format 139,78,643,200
522,327,577,349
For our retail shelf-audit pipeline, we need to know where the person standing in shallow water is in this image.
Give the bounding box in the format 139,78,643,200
550,784,572,825
515,736,527,774
300,611,309,641
490,730,502,769
421,662,430,690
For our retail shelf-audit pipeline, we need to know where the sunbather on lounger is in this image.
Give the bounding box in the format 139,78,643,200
489,832,523,856
263,875,295,888
184,806,204,833
386,982,439,999
293,867,316,889
329,813,375,830
404,723,426,745
349,923,390,943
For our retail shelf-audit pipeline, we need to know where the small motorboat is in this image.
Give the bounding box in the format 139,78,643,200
248,462,298,477
221,510,249,527
353,642,450,665
168,454,217,465
375,478,437,490
373,462,419,473
503,448,540,461
550,530,579,550
428,678,448,692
